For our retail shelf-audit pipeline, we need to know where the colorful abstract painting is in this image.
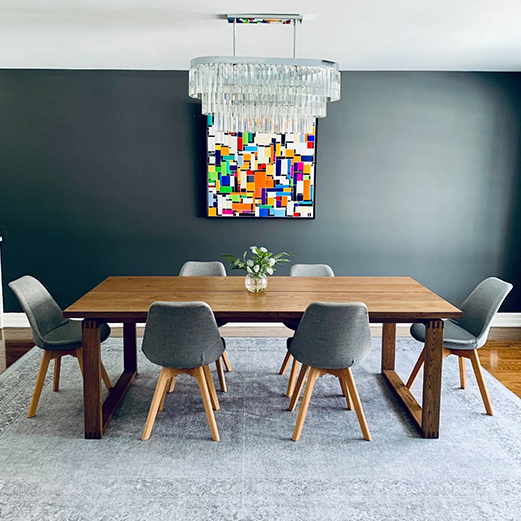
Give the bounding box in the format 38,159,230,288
207,117,316,218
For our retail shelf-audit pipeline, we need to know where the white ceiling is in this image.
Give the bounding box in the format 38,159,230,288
1,0,521,71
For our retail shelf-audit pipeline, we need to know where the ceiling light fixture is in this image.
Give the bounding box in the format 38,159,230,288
189,14,341,134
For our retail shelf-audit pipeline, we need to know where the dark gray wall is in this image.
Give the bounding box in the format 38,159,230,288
1,70,520,312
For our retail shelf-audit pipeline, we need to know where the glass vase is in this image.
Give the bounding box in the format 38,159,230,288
245,273,268,293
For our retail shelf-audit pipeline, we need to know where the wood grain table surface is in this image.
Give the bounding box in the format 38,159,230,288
63,276,461,440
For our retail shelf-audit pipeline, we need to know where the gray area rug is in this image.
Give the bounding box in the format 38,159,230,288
1,336,521,520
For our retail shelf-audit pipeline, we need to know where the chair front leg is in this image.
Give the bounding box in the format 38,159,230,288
468,350,493,415
342,368,371,441
203,364,220,411
28,351,53,417
194,367,220,442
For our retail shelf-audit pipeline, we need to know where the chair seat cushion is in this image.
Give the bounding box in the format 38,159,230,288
41,320,111,350
410,320,478,350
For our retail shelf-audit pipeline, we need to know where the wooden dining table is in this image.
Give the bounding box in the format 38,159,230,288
63,276,461,440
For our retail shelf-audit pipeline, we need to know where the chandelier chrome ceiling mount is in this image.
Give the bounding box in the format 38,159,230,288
189,14,341,134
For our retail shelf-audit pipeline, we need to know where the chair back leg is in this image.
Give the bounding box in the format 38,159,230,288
339,375,353,410
142,368,171,441
292,367,325,441
215,358,227,393
53,357,61,392
406,348,426,389
279,352,292,375
76,348,112,390
100,362,113,389
286,358,300,397
221,352,233,372
458,356,467,389
75,348,84,375
288,364,309,411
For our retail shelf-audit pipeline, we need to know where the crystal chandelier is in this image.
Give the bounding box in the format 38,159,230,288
189,14,341,134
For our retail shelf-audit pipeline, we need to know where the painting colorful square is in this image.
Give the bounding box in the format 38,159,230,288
207,117,316,218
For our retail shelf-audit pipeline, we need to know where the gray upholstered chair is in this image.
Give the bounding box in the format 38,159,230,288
407,277,513,415
179,260,231,391
141,301,224,441
280,263,335,396
287,302,372,441
179,261,227,277
290,264,335,277
8,275,112,418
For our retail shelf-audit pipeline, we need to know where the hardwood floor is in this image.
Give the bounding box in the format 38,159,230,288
2,326,521,399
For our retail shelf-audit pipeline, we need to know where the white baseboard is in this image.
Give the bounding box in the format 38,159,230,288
2,313,30,328
488,313,521,328
2,313,521,329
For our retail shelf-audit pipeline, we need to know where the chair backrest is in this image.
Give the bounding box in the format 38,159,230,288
453,277,513,347
179,261,227,277
288,302,371,369
8,275,68,348
290,264,335,277
142,301,224,369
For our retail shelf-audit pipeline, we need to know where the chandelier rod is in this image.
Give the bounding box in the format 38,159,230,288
233,18,236,57
229,14,302,59
293,19,297,59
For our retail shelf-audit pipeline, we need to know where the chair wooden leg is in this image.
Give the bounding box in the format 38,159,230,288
342,368,371,441
142,368,171,441
286,358,300,397
168,375,176,393
194,367,220,442
469,350,494,416
159,379,169,412
406,348,426,389
75,348,84,375
77,348,111,390
215,358,227,393
292,367,323,441
289,364,309,411
203,364,220,411
28,351,53,417
279,352,292,375
53,357,61,392
339,375,353,410
221,352,232,372
458,356,467,389
100,362,113,390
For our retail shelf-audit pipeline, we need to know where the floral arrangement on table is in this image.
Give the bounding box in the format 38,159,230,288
221,246,292,293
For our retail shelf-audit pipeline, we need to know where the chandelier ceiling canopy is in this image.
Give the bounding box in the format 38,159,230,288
188,14,341,134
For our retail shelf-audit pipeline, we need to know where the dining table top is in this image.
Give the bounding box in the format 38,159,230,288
63,276,462,323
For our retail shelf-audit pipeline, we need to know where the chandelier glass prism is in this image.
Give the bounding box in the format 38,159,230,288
189,14,341,134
